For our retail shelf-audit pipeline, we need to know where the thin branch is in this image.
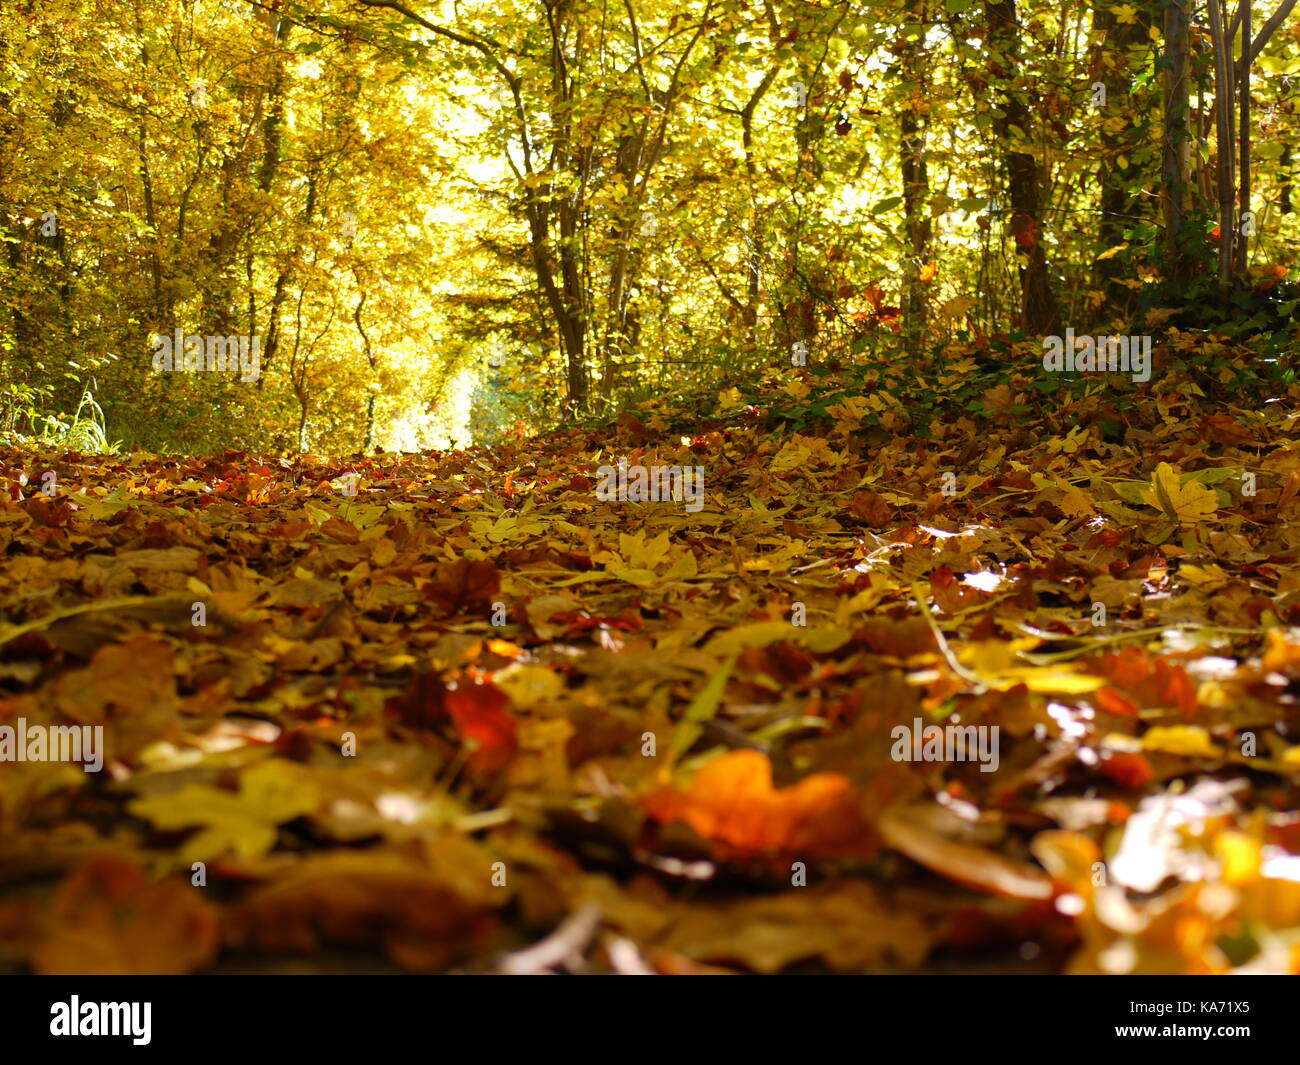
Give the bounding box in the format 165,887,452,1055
1236,0,1298,76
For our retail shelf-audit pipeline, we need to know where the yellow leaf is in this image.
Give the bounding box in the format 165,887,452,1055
493,664,564,709
1141,725,1217,758
1215,831,1262,887
618,529,672,570
128,760,319,863
1178,562,1231,587
704,620,796,656
826,395,871,435
991,667,1107,694
1139,463,1218,523
770,438,814,473
1059,490,1096,518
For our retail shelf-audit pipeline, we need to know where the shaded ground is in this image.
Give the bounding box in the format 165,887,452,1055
3,359,1300,974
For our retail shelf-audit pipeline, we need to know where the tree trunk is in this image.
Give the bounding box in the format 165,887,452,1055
1237,0,1251,273
1207,0,1237,282
1162,0,1194,282
985,0,1059,335
899,38,932,343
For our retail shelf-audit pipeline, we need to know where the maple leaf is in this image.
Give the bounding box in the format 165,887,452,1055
444,677,518,773
492,663,564,709
846,488,894,527
615,410,650,443
1262,628,1300,673
770,437,815,472
1141,725,1218,758
594,530,697,587
128,759,320,862
1059,489,1096,518
525,594,585,639
826,395,871,435
1138,462,1218,523
716,386,743,410
1011,213,1040,249
1098,751,1154,789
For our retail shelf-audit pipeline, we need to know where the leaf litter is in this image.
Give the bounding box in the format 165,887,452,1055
4,369,1300,973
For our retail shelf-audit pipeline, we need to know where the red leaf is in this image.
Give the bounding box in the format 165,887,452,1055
444,677,517,773
390,671,518,774
1011,214,1040,249
1097,752,1153,791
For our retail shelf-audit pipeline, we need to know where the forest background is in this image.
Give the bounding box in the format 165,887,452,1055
3,0,1299,455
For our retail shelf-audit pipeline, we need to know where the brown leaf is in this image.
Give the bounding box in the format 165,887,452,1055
223,853,497,971
425,558,501,615
661,881,933,973
25,855,219,974
880,805,1054,901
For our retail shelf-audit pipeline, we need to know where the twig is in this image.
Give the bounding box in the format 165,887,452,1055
498,904,602,975
910,581,987,691
1014,622,1263,664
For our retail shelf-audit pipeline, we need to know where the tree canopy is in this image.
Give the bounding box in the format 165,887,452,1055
5,0,1298,452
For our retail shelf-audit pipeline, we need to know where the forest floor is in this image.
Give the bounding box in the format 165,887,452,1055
4,361,1300,974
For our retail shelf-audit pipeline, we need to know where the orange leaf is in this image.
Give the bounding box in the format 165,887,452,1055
1096,687,1139,717
1097,752,1153,790
1262,628,1300,674
641,750,874,858
847,489,894,527
224,853,496,972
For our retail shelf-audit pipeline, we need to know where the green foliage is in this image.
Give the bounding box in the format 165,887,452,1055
5,380,118,454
